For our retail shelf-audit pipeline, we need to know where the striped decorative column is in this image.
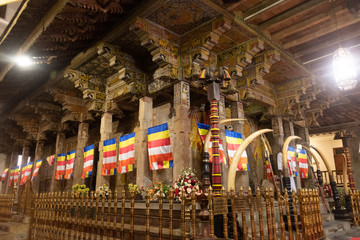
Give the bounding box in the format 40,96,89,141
210,100,222,194
343,139,355,190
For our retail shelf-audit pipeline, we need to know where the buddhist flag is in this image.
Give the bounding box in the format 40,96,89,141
64,151,75,179
20,163,27,185
55,154,66,180
265,152,271,180
13,166,19,187
197,122,226,164
102,138,117,176
20,162,33,185
82,144,94,178
8,168,14,186
287,147,297,177
148,123,173,170
1,168,8,182
46,155,55,166
225,130,248,171
297,149,308,178
119,133,135,174
32,159,42,181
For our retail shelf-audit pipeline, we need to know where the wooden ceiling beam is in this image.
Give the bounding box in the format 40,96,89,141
296,29,360,59
282,12,360,49
259,0,326,31
243,0,285,20
272,6,346,41
310,120,360,134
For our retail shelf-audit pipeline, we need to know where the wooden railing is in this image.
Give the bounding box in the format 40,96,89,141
0,193,15,222
350,190,360,226
29,187,324,240
321,170,345,186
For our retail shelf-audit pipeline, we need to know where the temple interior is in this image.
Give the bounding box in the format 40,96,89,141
0,0,359,239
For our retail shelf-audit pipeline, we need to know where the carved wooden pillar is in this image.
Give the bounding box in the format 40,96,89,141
271,116,284,173
96,112,113,189
0,153,11,194
230,101,249,190
50,132,66,192
173,82,191,181
73,122,89,185
21,143,31,166
135,97,153,188
6,149,20,194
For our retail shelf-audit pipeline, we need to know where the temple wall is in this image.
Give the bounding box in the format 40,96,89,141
309,133,342,172
345,127,360,189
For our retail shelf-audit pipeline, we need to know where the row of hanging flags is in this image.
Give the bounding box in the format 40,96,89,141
1,122,309,184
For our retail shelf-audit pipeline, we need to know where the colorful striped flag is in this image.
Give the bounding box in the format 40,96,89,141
13,166,19,187
287,146,297,177
225,130,248,171
297,149,308,178
82,144,94,178
119,133,135,174
32,159,42,181
148,123,173,170
64,151,75,179
102,138,117,176
265,152,271,180
20,162,33,185
197,122,226,164
20,163,27,185
46,155,55,166
8,168,15,186
1,168,8,182
55,154,66,180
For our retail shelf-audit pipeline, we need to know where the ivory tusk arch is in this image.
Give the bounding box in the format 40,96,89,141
281,136,301,178
310,145,335,182
227,129,273,192
203,118,247,152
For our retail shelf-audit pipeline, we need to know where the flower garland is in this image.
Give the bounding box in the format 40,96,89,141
94,184,111,199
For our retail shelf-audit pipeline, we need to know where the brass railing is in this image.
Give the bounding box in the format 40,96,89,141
350,190,360,226
29,187,324,240
0,193,15,222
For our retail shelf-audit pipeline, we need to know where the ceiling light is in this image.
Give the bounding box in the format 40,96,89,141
13,55,33,68
332,47,357,91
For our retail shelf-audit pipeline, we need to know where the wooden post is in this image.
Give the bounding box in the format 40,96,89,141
276,189,286,240
191,188,197,240
181,188,185,240
169,188,174,240
121,190,125,239
230,188,238,240
130,189,135,240
95,192,100,239
265,188,273,240
292,190,300,240
107,192,112,240
90,191,95,240
159,189,163,239
256,187,264,240
270,189,277,240
248,187,256,240
240,187,247,240
284,191,293,240
84,193,89,240
113,191,118,239
208,186,215,238
222,188,228,239
146,190,150,240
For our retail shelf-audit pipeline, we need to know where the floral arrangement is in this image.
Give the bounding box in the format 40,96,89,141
173,168,202,201
94,184,111,199
128,183,146,200
72,184,89,197
148,179,171,200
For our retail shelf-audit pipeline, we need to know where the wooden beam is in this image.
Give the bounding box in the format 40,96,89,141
296,28,360,59
259,0,326,31
244,0,285,20
0,0,21,6
272,6,346,41
282,12,360,49
310,121,360,134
